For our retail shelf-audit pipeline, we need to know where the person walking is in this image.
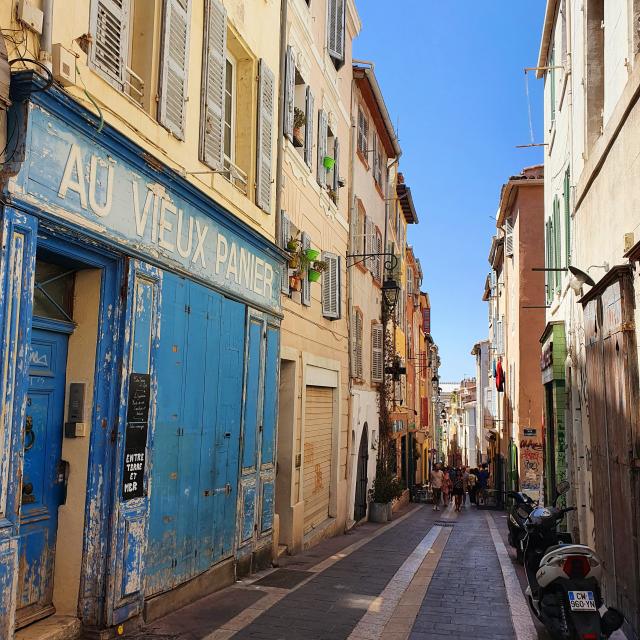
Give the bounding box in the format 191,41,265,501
452,466,464,512
477,463,489,504
430,463,444,511
462,466,470,508
467,467,478,504
442,468,451,506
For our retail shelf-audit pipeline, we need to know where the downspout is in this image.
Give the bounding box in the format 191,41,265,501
274,0,288,243
39,0,54,71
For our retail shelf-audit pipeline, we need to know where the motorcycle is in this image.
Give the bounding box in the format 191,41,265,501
522,481,624,640
507,489,536,563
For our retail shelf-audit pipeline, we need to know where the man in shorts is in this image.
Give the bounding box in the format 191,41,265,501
430,463,444,511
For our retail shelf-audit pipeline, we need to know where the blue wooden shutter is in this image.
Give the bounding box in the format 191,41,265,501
301,232,311,306
199,0,227,169
158,0,192,140
304,87,314,168
256,59,275,212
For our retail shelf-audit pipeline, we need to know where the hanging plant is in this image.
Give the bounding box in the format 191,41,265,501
286,231,301,252
308,260,328,283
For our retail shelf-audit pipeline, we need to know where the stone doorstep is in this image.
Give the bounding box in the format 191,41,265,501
15,615,82,640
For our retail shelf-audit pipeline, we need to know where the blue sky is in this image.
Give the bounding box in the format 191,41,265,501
353,2,546,381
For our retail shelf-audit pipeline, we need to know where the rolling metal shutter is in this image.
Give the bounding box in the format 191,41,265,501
303,386,333,533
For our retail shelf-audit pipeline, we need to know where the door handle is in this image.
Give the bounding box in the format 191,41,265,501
24,416,35,451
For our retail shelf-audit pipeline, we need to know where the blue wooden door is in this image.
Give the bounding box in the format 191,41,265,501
17,328,69,625
146,275,245,595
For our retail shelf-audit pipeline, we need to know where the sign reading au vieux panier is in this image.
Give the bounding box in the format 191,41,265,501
18,106,281,312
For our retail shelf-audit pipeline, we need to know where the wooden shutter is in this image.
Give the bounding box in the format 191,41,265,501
158,0,192,140
375,228,382,281
302,232,311,306
333,138,340,189
256,59,275,213
199,0,226,169
322,252,340,319
357,107,367,154
284,46,295,140
279,210,290,294
351,308,363,379
504,218,514,257
327,0,345,63
90,0,130,88
304,87,314,167
371,323,383,382
317,110,327,187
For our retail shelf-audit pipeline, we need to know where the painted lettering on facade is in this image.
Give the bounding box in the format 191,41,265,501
20,107,281,311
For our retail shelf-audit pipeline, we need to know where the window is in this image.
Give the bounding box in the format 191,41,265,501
372,134,384,187
352,200,365,256
322,252,341,319
371,323,383,383
301,232,311,306
357,106,368,157
351,308,363,379
504,217,514,257
284,46,314,169
407,267,413,295
223,56,236,172
317,109,328,187
327,0,345,69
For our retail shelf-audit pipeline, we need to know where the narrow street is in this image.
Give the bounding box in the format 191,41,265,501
132,504,543,640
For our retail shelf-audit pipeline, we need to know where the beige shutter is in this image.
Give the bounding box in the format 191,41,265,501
322,252,340,319
304,87,314,167
303,386,333,532
199,0,226,169
351,310,363,379
256,59,275,212
284,46,295,140
372,323,383,382
158,0,192,140
302,232,311,306
327,0,345,63
317,109,327,187
505,217,514,257
280,210,291,294
90,0,130,89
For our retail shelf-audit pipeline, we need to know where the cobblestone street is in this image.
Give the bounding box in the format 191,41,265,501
133,504,544,640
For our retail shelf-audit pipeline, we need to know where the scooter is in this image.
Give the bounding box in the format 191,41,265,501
522,481,624,640
507,490,536,563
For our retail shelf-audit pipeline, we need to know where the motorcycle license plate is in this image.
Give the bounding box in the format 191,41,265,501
568,591,596,612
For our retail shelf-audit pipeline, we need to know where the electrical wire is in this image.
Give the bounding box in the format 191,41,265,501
8,58,53,92
75,61,104,133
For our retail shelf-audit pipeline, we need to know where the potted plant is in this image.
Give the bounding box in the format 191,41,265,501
286,232,301,252
323,155,335,170
308,259,328,283
368,466,396,523
293,107,306,147
304,248,320,261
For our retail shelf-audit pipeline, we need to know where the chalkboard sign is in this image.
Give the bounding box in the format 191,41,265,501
122,373,151,500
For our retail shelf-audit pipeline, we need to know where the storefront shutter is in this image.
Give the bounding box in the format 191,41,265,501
90,0,130,88
256,59,275,213
199,0,226,169
304,87,314,168
279,210,290,294
302,232,311,306
327,0,345,63
371,323,383,382
158,0,192,140
284,46,295,140
322,252,340,319
317,109,327,187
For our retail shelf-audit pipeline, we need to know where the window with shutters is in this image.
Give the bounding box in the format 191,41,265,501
504,217,514,257
351,308,363,380
89,0,159,113
326,0,346,69
357,106,369,164
371,323,383,383
284,48,311,168
351,199,366,259
322,252,340,319
374,227,383,283
322,123,339,205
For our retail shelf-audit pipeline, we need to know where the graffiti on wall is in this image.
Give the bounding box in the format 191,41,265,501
520,438,543,499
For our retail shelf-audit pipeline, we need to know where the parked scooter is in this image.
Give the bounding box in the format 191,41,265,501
522,481,624,640
507,490,536,563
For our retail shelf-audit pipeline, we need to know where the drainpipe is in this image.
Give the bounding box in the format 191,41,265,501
274,0,288,244
39,0,54,71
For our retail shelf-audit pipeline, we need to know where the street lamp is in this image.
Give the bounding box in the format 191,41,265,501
382,277,400,311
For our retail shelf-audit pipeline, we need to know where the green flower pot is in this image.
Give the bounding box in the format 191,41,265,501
304,248,320,261
323,156,335,170
308,269,321,283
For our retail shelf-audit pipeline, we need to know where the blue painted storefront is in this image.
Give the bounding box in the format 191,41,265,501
0,72,282,637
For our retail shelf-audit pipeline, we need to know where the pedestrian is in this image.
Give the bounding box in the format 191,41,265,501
462,466,470,507
477,463,489,504
468,468,478,504
430,463,444,511
442,468,451,506
453,466,464,511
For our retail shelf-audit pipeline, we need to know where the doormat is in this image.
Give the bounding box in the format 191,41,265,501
252,568,313,589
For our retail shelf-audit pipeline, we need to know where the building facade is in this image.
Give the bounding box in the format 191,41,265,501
0,0,283,637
